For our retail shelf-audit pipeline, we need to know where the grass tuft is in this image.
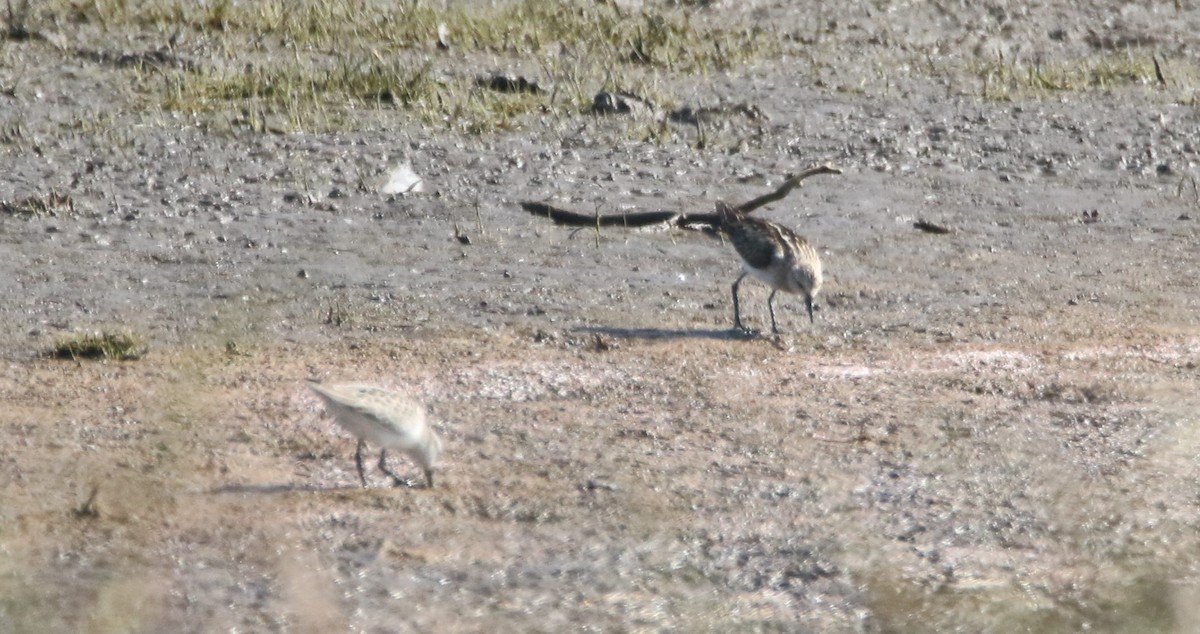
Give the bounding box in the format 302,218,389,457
0,191,73,217
132,0,776,133
50,331,146,361
2,0,35,40
971,54,1168,101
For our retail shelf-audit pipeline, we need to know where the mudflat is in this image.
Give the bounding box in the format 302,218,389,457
2,2,1199,631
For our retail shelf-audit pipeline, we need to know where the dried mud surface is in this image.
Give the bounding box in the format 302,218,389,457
3,2,1200,632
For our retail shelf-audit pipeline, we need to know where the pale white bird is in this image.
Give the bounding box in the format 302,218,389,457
378,162,424,195
307,381,442,488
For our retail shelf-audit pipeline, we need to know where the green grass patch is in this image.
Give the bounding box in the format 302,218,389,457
50,331,146,361
162,56,555,133
970,54,1178,101
0,191,74,217
161,54,441,125
69,0,778,133
81,0,774,72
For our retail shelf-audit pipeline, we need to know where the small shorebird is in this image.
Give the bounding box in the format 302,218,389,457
716,200,822,335
307,381,442,488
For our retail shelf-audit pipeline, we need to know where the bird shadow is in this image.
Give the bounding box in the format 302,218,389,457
577,325,761,342
205,482,363,495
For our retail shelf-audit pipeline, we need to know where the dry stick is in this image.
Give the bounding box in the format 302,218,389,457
518,163,842,230
913,219,952,234
1176,175,1199,202
474,195,484,236
676,163,844,228
733,163,842,214
593,202,601,247
520,201,680,228
75,480,103,518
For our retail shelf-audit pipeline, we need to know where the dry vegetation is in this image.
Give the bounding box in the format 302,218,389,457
47,0,781,134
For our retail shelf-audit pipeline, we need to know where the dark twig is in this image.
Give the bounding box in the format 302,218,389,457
520,202,680,228
518,163,842,231
734,164,842,214
913,219,952,234
74,482,103,518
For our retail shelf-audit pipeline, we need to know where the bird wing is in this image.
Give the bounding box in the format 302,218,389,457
309,382,427,436
729,217,788,269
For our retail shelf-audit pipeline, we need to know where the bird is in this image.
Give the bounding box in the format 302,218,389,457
715,200,823,335
307,381,442,488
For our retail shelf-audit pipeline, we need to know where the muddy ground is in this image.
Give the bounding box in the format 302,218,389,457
2,1,1200,632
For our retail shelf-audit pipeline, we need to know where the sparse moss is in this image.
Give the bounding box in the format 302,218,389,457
50,331,146,361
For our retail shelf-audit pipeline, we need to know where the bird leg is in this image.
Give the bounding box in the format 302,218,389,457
731,272,752,334
767,289,781,334
377,449,408,487
424,469,435,489
355,439,368,488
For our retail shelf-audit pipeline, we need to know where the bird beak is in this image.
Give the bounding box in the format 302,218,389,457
806,296,815,323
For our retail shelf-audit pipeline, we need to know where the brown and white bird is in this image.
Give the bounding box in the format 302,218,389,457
308,381,442,488
716,200,823,335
